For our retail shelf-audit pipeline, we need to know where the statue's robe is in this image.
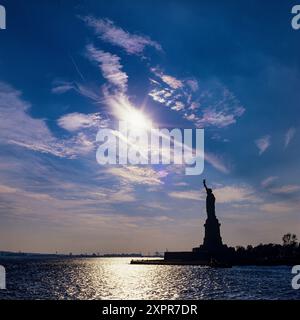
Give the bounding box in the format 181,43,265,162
206,193,216,219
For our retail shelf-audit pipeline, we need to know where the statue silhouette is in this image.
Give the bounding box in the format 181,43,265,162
164,178,230,263
200,179,223,250
203,179,216,219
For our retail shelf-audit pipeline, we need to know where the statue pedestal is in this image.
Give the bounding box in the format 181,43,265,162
163,184,235,264
165,215,233,263
202,216,223,251
192,216,227,258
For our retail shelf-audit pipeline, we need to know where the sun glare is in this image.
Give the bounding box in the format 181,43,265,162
109,94,153,130
117,103,152,131
123,108,152,129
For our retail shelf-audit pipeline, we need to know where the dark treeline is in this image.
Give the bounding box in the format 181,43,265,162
233,233,300,265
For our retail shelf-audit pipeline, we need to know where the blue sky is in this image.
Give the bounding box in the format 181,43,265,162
0,0,299,254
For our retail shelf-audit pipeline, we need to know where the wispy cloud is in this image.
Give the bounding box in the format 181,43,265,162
284,127,296,148
107,166,164,186
83,30,239,177
0,153,137,210
151,68,183,89
0,81,72,157
0,81,101,158
255,135,271,155
52,80,101,102
213,185,260,203
260,201,297,214
205,152,230,174
195,108,244,128
51,81,74,94
57,112,108,132
173,182,189,187
0,183,55,201
269,185,300,194
70,132,95,154
91,184,137,203
0,184,19,194
186,79,199,92
149,72,245,129
168,190,201,201
83,17,162,55
261,176,278,188
260,178,300,195
169,184,259,204
86,44,128,92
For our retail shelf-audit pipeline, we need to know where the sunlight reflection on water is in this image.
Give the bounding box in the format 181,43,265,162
0,257,299,300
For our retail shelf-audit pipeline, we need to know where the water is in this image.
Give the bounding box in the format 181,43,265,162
0,257,299,300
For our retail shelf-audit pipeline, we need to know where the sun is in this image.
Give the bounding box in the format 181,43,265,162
109,94,153,130
117,102,152,130
114,105,152,162
122,108,152,130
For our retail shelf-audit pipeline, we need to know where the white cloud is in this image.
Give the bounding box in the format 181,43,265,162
0,184,18,194
161,75,183,89
269,185,300,194
0,81,100,158
75,83,102,101
171,101,184,111
150,68,183,89
255,135,271,155
148,88,173,104
143,203,170,211
107,166,164,186
168,190,201,201
57,112,106,132
195,108,241,128
189,101,199,110
169,185,259,204
51,81,74,94
284,127,296,148
185,113,196,121
260,202,295,214
173,182,189,187
0,82,72,157
205,152,230,174
0,183,54,201
52,80,101,102
71,132,95,154
261,176,278,188
148,74,245,129
213,185,259,203
96,185,136,204
83,17,162,55
86,44,128,92
186,79,199,92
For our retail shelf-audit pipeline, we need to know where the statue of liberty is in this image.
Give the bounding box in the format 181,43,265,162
201,179,223,250
203,179,216,219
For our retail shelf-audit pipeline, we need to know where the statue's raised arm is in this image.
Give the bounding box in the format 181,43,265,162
203,179,216,219
203,179,208,192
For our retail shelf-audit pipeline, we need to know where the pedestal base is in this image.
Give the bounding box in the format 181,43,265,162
202,216,223,251
163,215,234,264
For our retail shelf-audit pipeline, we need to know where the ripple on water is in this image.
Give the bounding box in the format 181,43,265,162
0,258,299,300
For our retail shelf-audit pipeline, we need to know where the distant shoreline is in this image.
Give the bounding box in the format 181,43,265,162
0,251,161,259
